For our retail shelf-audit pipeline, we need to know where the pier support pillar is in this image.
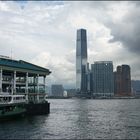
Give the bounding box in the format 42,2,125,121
13,71,16,94
25,72,29,102
37,74,39,103
37,74,39,94
0,69,2,93
43,76,46,93
33,76,36,93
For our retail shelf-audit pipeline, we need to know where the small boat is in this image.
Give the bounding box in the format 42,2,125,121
0,94,26,120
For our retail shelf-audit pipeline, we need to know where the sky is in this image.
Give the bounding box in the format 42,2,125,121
0,1,140,89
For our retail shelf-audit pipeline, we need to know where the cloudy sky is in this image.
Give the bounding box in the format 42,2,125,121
0,1,140,89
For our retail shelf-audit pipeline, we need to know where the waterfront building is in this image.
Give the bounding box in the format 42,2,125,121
65,89,76,97
87,62,91,92
51,84,64,97
90,71,93,93
131,80,140,96
76,29,88,96
114,65,131,96
121,65,131,95
91,61,114,97
114,66,122,95
0,56,51,103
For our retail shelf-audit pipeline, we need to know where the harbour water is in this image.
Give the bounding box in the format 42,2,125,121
0,99,140,139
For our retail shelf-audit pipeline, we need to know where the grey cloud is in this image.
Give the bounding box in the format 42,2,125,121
108,2,140,54
72,1,111,10
1,1,140,87
76,1,140,54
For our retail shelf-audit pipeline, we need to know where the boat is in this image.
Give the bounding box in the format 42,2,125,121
0,94,27,120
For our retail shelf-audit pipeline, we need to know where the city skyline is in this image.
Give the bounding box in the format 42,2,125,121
0,1,140,88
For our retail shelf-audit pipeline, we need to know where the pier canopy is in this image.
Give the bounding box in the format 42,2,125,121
0,57,51,76
0,56,51,103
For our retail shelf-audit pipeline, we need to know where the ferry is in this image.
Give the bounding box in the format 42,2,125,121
0,94,27,120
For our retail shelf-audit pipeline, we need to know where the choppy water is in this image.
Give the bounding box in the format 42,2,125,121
0,99,140,139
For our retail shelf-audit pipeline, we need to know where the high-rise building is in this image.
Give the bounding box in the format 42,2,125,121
114,66,122,95
122,65,131,95
51,84,64,97
91,61,114,97
114,65,131,96
131,80,140,96
76,29,88,95
87,62,91,92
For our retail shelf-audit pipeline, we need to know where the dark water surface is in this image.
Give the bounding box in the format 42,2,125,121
0,99,140,139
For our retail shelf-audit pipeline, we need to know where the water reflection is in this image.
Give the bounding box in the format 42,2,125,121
0,99,140,139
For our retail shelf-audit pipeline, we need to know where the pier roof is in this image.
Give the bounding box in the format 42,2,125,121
0,57,51,76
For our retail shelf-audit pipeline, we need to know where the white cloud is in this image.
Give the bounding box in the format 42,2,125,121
0,1,140,88
31,51,76,88
0,1,9,11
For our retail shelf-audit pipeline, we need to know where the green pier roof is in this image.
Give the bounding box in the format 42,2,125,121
0,57,51,75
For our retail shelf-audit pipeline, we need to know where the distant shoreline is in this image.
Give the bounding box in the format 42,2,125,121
47,96,140,99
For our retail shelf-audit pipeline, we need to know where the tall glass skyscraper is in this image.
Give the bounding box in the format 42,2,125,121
76,29,88,94
91,61,114,97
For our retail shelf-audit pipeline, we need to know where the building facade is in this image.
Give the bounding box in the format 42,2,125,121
51,84,64,97
91,61,114,97
114,65,131,96
114,66,122,95
131,80,140,96
0,56,51,103
76,29,88,95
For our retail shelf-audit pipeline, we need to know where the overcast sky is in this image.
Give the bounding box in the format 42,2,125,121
0,1,140,89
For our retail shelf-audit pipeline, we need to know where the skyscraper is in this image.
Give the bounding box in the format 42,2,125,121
114,66,122,95
114,65,131,96
76,29,88,95
51,84,64,97
91,61,114,97
121,65,131,95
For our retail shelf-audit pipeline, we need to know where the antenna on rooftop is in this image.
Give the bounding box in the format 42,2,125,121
11,48,13,60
